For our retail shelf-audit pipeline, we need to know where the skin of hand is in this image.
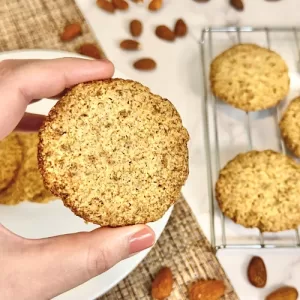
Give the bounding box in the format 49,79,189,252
0,58,155,300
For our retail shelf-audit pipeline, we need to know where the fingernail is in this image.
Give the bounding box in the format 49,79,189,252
129,227,155,254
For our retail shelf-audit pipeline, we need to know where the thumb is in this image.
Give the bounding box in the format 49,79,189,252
4,225,155,299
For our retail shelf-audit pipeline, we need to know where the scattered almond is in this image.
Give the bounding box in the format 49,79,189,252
78,43,101,59
96,0,115,13
112,0,129,10
130,19,142,37
247,256,267,288
266,286,298,300
148,0,162,11
230,0,244,11
120,39,140,50
131,0,143,2
174,19,187,37
60,23,82,41
155,25,175,41
151,267,173,300
189,280,225,300
194,0,210,2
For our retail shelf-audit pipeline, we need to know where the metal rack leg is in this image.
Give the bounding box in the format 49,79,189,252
208,30,227,248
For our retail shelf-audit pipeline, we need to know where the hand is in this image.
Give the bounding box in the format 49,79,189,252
0,58,155,299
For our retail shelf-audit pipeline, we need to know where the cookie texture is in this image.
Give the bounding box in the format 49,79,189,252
0,133,55,205
216,150,300,232
280,96,300,157
38,79,189,226
0,133,22,192
210,44,290,111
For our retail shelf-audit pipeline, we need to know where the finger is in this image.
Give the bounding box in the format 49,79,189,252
0,58,114,139
10,225,155,299
14,113,46,132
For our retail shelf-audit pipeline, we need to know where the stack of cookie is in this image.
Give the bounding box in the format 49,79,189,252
211,44,300,232
0,132,55,205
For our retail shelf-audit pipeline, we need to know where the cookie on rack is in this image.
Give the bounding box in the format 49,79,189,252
0,133,55,205
215,150,300,232
38,79,189,226
210,44,290,111
0,133,23,192
279,96,300,157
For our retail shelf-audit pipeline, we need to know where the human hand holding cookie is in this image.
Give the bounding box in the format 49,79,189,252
0,58,159,299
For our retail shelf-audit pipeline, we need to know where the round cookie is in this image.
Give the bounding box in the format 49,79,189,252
38,79,189,226
0,133,23,192
210,44,290,111
216,150,300,232
280,96,300,157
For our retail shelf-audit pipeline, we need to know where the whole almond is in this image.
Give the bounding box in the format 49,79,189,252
96,0,115,13
133,58,156,70
189,280,225,300
230,0,244,11
247,256,267,288
155,25,175,41
61,23,82,41
151,267,173,300
120,39,140,50
148,0,162,11
130,19,142,37
194,0,210,2
78,43,101,59
174,19,187,37
266,286,298,300
131,0,143,2
112,0,129,10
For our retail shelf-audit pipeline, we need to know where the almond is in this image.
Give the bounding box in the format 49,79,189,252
60,23,82,41
247,256,267,288
133,58,156,70
148,0,162,11
174,19,187,37
230,0,244,11
78,43,101,59
120,39,140,50
112,0,129,10
96,0,115,13
189,280,225,300
155,25,175,41
131,0,143,2
266,286,298,300
151,267,173,299
130,19,142,37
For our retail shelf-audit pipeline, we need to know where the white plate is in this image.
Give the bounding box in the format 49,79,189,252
0,49,172,299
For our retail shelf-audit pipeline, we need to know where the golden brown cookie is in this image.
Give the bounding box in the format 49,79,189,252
210,44,290,111
280,96,300,157
0,133,22,192
0,133,55,205
216,150,300,232
38,79,189,226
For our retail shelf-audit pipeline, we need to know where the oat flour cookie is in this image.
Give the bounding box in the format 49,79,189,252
280,96,300,157
216,150,300,232
0,133,54,205
210,44,290,111
38,79,189,226
0,133,22,192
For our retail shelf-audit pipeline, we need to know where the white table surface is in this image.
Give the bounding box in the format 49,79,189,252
75,0,300,298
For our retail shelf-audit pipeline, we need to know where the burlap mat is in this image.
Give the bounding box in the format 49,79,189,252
0,0,238,299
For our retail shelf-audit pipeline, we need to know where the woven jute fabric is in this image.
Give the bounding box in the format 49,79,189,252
0,0,238,299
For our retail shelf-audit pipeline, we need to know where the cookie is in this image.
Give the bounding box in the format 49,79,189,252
210,44,290,111
216,150,300,232
280,96,300,157
0,133,22,192
38,79,189,226
0,133,54,205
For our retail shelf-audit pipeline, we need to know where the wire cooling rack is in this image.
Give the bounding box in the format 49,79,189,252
200,26,300,251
